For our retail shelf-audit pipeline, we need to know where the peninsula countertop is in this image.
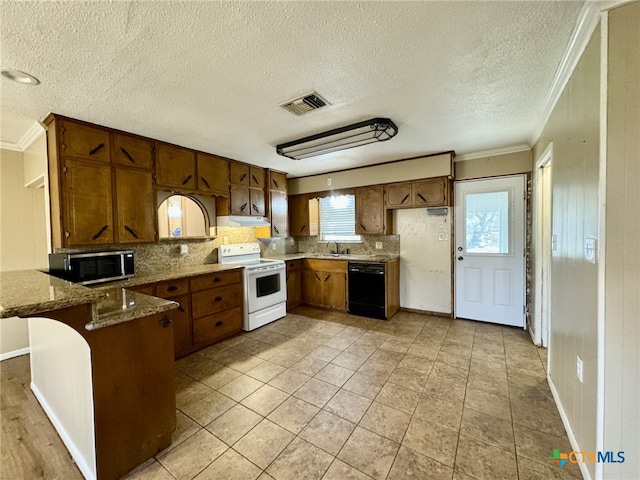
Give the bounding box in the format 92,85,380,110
0,263,243,328
264,252,400,262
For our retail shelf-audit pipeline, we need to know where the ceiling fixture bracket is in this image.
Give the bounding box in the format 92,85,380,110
276,117,399,160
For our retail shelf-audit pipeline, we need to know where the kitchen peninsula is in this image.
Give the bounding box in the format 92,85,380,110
0,269,180,480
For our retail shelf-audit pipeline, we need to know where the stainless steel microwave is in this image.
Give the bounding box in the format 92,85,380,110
48,250,135,285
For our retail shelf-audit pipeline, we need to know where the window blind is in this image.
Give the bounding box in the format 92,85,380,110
319,195,361,241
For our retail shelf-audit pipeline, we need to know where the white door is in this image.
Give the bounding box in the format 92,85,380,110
454,175,526,327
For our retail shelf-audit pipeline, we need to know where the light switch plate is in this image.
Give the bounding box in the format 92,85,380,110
585,237,597,264
180,244,189,255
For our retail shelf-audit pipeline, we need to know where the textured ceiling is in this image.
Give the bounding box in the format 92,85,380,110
1,1,583,177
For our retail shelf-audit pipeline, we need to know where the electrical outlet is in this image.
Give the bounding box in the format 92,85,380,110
180,244,189,255
585,237,597,264
375,242,383,250
438,233,447,241
327,177,332,186
551,234,557,251
271,242,277,250
576,356,583,383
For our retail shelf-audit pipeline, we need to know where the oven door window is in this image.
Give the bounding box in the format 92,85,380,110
256,272,281,297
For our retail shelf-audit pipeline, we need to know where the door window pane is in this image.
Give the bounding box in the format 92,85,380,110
465,191,510,254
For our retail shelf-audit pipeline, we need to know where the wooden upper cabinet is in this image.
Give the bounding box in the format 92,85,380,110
229,185,250,215
288,194,310,236
155,143,197,190
355,185,390,235
250,188,266,216
197,153,229,196
61,120,111,163
414,178,448,207
270,190,288,237
269,170,287,192
250,167,265,189
113,134,153,170
63,159,114,246
386,182,412,208
115,168,156,243
230,162,250,185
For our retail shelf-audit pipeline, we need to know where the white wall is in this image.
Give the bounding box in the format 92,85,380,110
0,139,48,358
603,3,639,478
29,317,96,479
394,208,452,314
532,24,601,479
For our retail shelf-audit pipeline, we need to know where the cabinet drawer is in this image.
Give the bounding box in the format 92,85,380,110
155,279,189,298
193,307,242,345
190,270,242,292
286,260,301,271
128,284,155,296
191,285,243,318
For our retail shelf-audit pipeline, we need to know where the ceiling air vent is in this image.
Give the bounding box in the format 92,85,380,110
280,92,330,116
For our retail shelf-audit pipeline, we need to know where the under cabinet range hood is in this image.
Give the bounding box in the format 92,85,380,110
216,215,271,227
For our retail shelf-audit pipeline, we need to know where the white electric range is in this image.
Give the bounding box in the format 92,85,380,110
218,243,286,331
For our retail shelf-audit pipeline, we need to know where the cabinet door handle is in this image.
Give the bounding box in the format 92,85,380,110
401,194,409,204
325,274,331,282
92,225,108,240
359,222,367,232
314,273,321,281
417,193,427,202
215,320,224,327
239,173,247,182
120,147,135,163
214,296,223,302
167,285,178,292
251,174,259,185
252,203,259,212
274,226,280,234
182,175,192,185
178,306,185,313
159,316,172,328
300,224,306,233
240,203,247,212
272,179,279,189
286,272,290,281
213,277,221,283
201,177,210,189
89,143,105,156
124,225,139,239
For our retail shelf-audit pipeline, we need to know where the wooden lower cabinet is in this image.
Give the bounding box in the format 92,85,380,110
127,269,243,359
286,260,302,309
302,259,347,310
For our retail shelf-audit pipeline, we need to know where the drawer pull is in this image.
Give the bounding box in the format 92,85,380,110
214,296,223,302
215,320,224,327
300,224,306,233
324,274,331,282
213,277,221,283
167,285,178,292
159,316,172,328
314,273,321,281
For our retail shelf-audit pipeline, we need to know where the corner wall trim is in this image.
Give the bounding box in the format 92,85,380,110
548,374,593,480
0,346,30,362
0,120,45,152
454,144,531,162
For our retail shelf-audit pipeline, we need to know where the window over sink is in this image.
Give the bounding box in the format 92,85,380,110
319,195,361,242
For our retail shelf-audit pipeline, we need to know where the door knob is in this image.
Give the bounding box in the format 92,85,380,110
457,256,464,261
457,246,463,251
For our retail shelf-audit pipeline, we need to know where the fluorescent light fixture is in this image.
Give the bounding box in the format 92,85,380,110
276,117,398,160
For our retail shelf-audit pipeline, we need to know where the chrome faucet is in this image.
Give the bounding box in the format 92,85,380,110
328,240,339,255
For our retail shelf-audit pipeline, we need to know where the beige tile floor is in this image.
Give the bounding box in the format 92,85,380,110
123,307,581,480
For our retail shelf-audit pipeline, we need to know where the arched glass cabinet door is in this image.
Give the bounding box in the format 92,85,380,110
157,194,208,238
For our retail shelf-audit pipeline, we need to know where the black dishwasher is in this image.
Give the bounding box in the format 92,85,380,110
348,262,386,320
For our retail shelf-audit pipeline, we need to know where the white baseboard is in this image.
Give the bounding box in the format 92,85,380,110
30,382,96,480
0,347,30,361
547,375,591,480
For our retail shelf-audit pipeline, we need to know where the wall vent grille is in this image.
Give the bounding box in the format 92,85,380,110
280,92,330,115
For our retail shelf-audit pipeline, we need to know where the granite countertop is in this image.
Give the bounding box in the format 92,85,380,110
0,263,242,329
265,253,400,263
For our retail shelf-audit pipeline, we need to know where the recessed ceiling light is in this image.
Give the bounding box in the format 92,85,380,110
1,68,40,85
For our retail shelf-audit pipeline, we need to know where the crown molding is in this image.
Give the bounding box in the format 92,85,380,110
454,144,531,162
0,121,46,152
529,0,631,147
